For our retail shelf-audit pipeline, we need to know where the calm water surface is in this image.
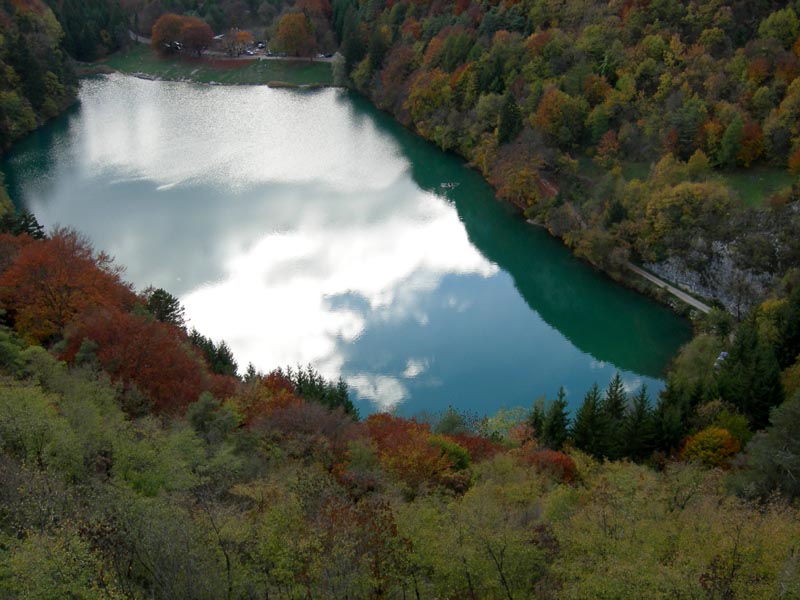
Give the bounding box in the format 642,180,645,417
2,74,691,415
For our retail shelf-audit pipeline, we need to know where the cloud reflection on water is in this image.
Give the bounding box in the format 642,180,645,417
68,76,499,410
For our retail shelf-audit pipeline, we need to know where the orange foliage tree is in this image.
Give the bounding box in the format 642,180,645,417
680,426,740,468
363,413,463,496
151,13,184,55
231,370,301,426
0,229,137,342
274,13,315,57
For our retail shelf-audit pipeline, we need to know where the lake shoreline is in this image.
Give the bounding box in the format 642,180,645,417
3,75,689,413
90,53,704,322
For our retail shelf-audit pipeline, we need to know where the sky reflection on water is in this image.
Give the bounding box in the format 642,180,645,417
2,75,691,414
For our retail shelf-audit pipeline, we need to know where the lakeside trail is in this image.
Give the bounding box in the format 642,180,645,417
627,263,712,314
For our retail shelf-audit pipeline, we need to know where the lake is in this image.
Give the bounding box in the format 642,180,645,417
1,74,691,416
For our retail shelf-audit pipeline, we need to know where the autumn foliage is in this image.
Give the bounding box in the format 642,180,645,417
0,229,137,342
680,426,741,469
274,13,315,57
151,13,213,56
62,308,232,414
232,370,302,426
519,448,578,483
364,413,470,495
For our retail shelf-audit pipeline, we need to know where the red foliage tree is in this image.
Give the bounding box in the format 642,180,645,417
448,432,504,462
296,0,331,18
0,232,34,274
62,308,212,414
737,121,765,167
0,229,136,342
519,448,577,483
180,16,213,57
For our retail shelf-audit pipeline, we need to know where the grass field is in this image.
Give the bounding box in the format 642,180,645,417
102,44,334,87
578,157,793,207
715,166,794,207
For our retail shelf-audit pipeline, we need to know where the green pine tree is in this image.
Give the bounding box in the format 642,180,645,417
622,386,655,460
571,383,607,458
542,386,570,450
528,397,546,439
602,372,627,459
717,318,784,429
497,92,522,144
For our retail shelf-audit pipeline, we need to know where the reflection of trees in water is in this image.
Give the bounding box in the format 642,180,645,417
350,92,691,378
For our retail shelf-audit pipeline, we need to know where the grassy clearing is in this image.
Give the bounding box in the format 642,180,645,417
578,157,793,207
102,44,333,86
715,166,794,207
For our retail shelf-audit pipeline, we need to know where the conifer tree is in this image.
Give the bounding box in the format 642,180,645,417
622,386,655,460
542,386,570,450
602,372,627,459
528,397,546,439
497,92,522,144
717,318,784,429
572,383,607,458
653,381,689,452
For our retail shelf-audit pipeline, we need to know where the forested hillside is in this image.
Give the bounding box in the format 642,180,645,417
0,0,76,151
0,0,128,152
0,215,797,598
333,0,800,310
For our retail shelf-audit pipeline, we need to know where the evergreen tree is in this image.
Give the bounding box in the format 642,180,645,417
622,386,655,460
718,114,744,168
602,372,627,459
653,381,689,452
189,329,239,378
527,397,546,439
717,318,784,429
341,7,366,71
497,92,522,144
776,285,800,369
542,386,570,450
144,287,186,329
571,383,607,458
0,210,46,239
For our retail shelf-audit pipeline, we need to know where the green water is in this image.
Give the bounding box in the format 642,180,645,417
1,74,691,415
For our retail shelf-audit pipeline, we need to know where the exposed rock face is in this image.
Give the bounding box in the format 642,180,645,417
645,202,800,317
645,246,776,318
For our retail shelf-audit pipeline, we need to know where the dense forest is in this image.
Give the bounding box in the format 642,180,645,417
0,0,75,151
2,0,800,596
0,0,127,151
327,0,800,313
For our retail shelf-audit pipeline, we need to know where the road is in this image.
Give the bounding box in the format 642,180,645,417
627,263,712,313
130,30,150,44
